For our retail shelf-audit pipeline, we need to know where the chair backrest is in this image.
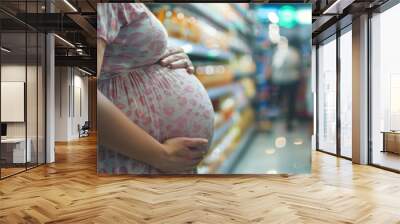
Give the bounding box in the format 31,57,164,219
82,121,90,129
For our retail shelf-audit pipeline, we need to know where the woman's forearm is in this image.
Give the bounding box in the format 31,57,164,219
97,90,165,166
97,38,165,166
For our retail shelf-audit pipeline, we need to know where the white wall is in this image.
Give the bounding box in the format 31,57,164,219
1,63,46,164
1,65,36,138
54,67,89,141
71,73,89,138
55,66,69,141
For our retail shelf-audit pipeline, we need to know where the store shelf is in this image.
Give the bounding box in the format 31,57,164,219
238,99,251,113
213,98,251,142
217,125,256,173
231,4,254,25
178,3,230,32
234,71,254,80
168,37,233,61
206,82,241,100
213,116,235,144
230,44,251,55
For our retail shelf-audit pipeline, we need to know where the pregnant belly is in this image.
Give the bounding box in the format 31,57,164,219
99,64,214,149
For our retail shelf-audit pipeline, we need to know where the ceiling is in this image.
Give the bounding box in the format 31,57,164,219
1,0,395,72
311,0,390,42
0,0,98,74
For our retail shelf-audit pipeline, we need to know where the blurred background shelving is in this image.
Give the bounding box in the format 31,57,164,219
148,3,312,174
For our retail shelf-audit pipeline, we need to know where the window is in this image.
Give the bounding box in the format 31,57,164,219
0,1,47,179
339,28,352,158
371,3,400,171
317,36,337,154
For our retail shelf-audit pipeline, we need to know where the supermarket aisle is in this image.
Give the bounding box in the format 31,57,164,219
232,120,312,174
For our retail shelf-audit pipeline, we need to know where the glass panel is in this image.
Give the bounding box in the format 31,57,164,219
340,29,352,158
27,31,38,169
38,32,45,165
0,1,46,178
1,31,28,177
26,0,40,169
312,45,316,151
317,37,337,154
371,4,400,171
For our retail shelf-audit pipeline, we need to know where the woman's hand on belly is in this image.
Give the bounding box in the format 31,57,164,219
159,47,194,74
154,137,208,173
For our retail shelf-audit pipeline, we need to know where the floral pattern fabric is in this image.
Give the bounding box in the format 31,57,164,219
97,3,214,174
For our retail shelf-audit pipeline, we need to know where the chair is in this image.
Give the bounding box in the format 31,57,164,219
78,121,90,138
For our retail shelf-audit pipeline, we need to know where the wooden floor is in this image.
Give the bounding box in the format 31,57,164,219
373,151,400,171
1,167,26,178
1,135,400,224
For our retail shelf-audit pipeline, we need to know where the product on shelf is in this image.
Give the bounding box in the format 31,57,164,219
200,97,255,173
213,112,224,128
240,77,256,99
195,65,233,88
197,19,230,50
220,97,236,120
200,109,254,173
185,16,201,43
153,5,231,50
229,54,256,76
152,3,255,55
154,6,200,43
206,3,247,33
203,126,240,165
160,7,182,39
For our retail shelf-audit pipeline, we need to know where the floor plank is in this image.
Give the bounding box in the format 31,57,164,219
1,135,400,224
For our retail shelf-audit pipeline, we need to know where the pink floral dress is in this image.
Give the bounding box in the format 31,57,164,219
97,3,214,174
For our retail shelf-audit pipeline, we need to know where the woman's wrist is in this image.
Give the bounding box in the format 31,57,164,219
145,142,169,170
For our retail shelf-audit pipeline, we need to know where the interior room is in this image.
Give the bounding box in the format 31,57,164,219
0,0,399,223
370,2,400,171
0,0,97,179
0,11,46,178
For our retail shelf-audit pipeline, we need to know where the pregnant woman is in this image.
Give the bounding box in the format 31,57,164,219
97,3,214,174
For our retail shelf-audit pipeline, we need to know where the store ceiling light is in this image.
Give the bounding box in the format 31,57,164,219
63,0,78,12
296,8,312,24
1,47,11,53
54,34,75,48
278,5,297,28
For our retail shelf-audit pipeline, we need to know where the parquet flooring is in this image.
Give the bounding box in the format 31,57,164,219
1,167,26,178
1,135,400,224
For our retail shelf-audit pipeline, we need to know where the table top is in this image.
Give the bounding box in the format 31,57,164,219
381,131,400,134
1,138,29,143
